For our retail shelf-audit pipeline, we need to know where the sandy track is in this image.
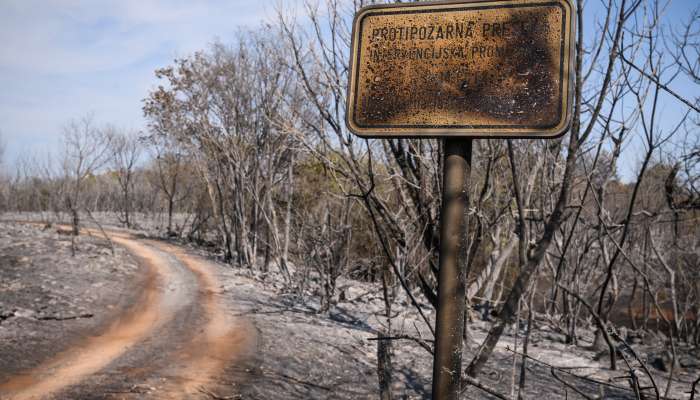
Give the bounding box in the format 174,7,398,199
147,240,254,398
0,229,252,399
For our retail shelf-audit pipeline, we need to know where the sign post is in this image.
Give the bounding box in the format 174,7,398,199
346,0,575,398
433,137,472,399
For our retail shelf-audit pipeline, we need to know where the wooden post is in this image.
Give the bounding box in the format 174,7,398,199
432,138,472,400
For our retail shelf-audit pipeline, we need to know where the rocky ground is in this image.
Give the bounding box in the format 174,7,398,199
192,254,700,400
167,233,700,400
1,214,699,399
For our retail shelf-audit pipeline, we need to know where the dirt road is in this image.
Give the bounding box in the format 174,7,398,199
0,228,254,399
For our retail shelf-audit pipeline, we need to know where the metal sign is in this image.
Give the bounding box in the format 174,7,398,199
346,0,575,138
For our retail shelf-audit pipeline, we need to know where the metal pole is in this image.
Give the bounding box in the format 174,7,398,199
432,138,472,400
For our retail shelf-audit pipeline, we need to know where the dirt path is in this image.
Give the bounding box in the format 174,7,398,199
0,229,253,399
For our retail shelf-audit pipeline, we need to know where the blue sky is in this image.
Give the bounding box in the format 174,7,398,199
0,0,279,164
0,0,697,180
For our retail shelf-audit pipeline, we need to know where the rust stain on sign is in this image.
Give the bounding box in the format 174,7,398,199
346,0,575,138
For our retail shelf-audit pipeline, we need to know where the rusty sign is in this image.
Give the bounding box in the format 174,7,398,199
346,0,575,138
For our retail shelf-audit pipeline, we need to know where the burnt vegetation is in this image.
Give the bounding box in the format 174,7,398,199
0,0,699,398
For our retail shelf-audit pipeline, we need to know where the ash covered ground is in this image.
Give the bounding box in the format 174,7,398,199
1,216,699,399
0,221,143,376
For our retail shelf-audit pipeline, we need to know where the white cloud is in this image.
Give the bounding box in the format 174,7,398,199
0,1,274,75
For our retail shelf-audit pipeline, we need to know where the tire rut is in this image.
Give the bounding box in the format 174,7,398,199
0,229,252,400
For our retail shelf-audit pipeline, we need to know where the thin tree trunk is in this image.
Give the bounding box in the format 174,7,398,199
511,299,521,399
377,331,393,400
281,154,294,279
517,292,534,400
378,267,393,400
123,186,131,228
167,196,174,234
